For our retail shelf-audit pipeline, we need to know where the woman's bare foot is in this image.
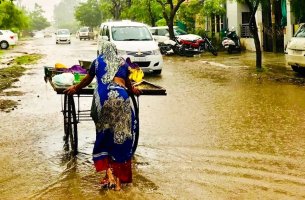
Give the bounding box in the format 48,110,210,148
114,177,122,191
106,168,116,189
100,174,109,189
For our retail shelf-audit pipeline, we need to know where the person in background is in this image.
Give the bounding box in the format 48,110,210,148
64,41,141,191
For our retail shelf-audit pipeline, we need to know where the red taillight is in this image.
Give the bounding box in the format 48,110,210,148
10,36,14,39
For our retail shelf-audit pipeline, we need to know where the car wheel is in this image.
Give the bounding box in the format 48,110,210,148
291,65,300,73
153,70,162,75
0,41,9,49
56,41,58,44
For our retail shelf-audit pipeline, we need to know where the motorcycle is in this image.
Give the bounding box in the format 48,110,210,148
160,35,217,57
222,28,241,53
158,39,175,55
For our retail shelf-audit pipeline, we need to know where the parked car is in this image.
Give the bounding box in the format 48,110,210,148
0,30,18,49
149,26,202,43
33,31,44,38
97,20,163,74
78,27,94,40
285,23,305,73
55,29,71,44
43,31,53,38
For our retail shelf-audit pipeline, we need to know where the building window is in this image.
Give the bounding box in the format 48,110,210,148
241,12,253,38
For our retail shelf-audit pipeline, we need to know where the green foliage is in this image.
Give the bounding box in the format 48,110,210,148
178,0,203,32
0,1,29,31
75,0,102,27
99,0,126,20
201,0,226,16
121,0,162,26
13,54,43,65
99,0,112,21
156,18,166,26
28,3,50,31
291,0,305,23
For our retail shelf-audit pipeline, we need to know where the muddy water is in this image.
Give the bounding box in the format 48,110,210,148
1,38,305,200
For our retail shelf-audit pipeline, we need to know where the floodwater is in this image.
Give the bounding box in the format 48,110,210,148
1,37,305,200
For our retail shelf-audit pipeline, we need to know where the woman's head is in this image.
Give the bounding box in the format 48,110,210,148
98,40,122,83
99,40,118,61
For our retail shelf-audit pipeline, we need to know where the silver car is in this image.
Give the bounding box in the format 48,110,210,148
55,29,71,44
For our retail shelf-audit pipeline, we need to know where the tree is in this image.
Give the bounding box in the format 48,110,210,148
291,0,305,23
0,0,29,32
28,3,50,31
75,0,102,28
178,0,203,32
0,0,14,3
155,0,186,40
121,0,162,26
236,0,269,69
99,0,125,20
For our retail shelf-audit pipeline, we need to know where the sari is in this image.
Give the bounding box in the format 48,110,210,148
89,41,138,183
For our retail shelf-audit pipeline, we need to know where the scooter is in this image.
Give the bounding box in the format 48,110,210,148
222,28,241,53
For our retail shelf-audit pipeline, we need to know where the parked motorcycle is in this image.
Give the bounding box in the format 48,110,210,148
158,39,175,55
161,35,217,57
222,28,241,53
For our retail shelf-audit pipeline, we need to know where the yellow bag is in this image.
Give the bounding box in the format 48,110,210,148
55,63,68,69
129,68,144,83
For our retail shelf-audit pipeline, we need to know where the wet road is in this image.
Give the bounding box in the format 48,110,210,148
1,36,305,200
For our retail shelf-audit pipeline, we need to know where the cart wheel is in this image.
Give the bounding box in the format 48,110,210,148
63,94,78,156
130,95,139,154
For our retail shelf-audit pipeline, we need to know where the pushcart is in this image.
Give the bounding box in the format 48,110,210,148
44,66,166,156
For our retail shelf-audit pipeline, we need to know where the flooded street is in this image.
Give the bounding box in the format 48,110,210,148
1,36,305,200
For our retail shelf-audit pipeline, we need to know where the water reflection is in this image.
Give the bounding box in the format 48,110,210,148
2,39,305,199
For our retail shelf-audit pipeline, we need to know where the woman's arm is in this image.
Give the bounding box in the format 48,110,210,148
64,74,94,95
125,78,142,96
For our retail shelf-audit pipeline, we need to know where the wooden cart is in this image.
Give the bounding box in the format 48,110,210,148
44,66,166,156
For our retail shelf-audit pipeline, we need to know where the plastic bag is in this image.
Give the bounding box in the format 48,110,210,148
52,73,74,86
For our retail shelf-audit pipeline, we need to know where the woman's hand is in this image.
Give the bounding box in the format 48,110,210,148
64,85,78,95
131,85,142,96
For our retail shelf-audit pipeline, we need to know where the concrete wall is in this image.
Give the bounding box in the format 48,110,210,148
226,1,264,51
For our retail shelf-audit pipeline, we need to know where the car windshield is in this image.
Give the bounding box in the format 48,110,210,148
295,24,305,38
79,27,88,32
58,29,70,35
111,26,153,41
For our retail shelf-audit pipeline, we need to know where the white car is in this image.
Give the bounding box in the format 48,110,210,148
55,29,71,44
97,20,163,74
285,23,305,72
149,26,202,43
78,27,95,40
0,30,18,49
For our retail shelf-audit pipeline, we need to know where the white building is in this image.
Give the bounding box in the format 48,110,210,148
226,0,294,52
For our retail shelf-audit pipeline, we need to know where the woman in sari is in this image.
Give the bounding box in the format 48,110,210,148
64,41,141,191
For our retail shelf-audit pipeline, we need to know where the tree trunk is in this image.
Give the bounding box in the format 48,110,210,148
271,0,277,52
168,20,175,40
251,17,262,69
246,0,262,69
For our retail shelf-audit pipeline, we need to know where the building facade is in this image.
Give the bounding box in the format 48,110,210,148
226,0,294,52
